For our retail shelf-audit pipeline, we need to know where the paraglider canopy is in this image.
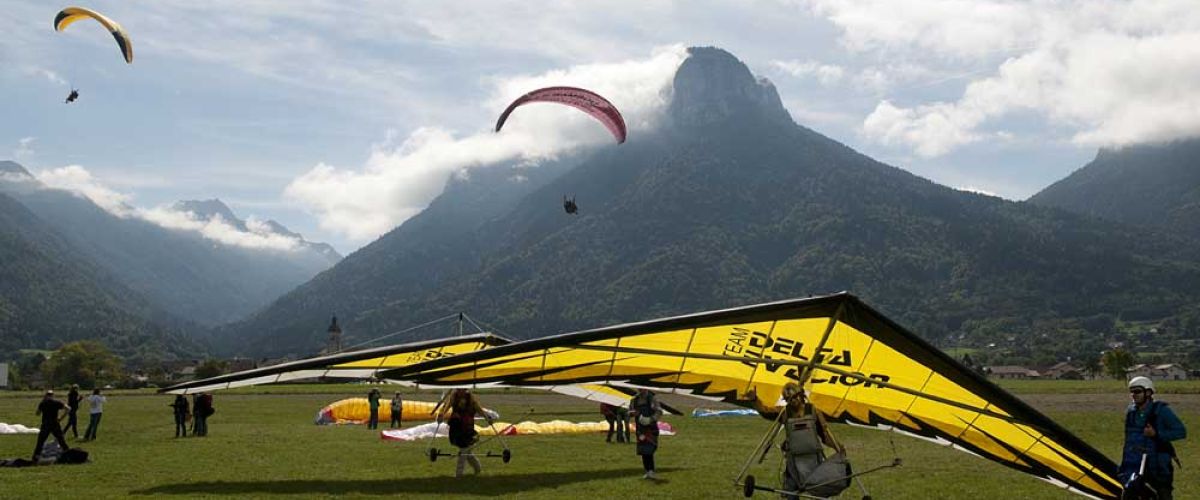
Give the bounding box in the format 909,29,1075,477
54,6,133,64
495,86,627,144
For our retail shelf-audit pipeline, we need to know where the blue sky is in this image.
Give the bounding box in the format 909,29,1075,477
4,1,1200,254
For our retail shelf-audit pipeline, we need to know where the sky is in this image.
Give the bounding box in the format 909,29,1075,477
4,1,1200,255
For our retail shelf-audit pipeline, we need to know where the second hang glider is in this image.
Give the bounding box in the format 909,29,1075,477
54,6,133,64
382,292,1122,499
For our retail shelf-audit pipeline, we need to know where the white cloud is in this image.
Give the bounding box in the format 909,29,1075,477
33,164,302,251
13,137,35,161
140,207,301,251
35,165,137,217
285,46,687,243
807,0,1200,155
770,60,845,86
955,185,999,197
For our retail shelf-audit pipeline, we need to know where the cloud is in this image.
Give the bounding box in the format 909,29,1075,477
806,0,1200,155
33,164,303,251
954,185,999,197
35,165,137,217
140,207,301,251
285,46,687,243
13,137,35,161
770,60,846,86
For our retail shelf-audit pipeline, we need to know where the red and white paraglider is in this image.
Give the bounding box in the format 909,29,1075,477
494,86,627,144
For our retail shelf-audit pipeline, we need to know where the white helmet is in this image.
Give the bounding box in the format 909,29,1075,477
1128,376,1154,392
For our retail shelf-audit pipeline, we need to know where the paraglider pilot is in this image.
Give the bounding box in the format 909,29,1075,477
563,195,578,214
437,389,493,477
65,89,79,104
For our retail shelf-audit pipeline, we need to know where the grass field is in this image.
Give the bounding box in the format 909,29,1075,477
0,384,1195,499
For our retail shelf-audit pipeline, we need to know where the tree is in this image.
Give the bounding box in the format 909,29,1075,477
194,359,228,380
42,341,123,388
1101,348,1135,379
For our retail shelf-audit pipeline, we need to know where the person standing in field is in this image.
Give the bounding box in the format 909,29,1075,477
1119,376,1187,499
63,384,82,439
170,394,190,437
601,403,628,443
32,390,71,461
367,388,381,430
81,388,106,441
390,391,404,428
629,388,663,479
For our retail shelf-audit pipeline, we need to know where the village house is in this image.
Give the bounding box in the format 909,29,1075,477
986,365,1040,380
1126,363,1189,381
1038,362,1084,380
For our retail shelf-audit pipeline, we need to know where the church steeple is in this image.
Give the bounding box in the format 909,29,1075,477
326,315,342,354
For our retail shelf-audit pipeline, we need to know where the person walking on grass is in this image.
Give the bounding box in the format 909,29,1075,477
81,388,105,441
390,391,404,428
32,390,71,461
63,384,81,439
1119,376,1187,499
630,388,663,480
170,394,190,438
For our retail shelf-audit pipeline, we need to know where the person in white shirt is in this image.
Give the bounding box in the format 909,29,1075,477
82,388,106,441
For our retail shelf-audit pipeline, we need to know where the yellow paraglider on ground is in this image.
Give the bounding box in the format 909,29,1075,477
54,6,133,64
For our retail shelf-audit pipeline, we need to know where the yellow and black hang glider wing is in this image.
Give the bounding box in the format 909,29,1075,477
156,334,638,409
382,293,1120,499
159,334,509,395
54,7,133,64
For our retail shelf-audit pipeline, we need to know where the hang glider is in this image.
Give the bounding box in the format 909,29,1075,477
382,293,1121,499
156,333,664,412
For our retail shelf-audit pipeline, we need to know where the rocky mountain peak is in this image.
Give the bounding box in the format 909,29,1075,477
667,46,792,127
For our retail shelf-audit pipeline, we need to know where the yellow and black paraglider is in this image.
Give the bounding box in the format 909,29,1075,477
53,6,133,64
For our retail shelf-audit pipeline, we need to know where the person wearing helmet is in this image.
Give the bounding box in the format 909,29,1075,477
1119,376,1187,499
778,383,848,499
629,388,663,479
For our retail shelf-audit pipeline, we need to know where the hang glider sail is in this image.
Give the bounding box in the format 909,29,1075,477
382,293,1121,499
495,86,627,144
157,333,651,411
160,334,508,395
54,6,133,64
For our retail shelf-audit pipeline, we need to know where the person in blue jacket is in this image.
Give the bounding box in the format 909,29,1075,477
1119,376,1187,499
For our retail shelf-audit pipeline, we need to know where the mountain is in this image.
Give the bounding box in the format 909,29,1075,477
171,198,342,267
218,47,1200,360
0,164,341,327
1028,139,1200,240
0,191,197,361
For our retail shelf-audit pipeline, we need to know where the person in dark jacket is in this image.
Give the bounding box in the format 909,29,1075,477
367,388,381,430
629,389,663,479
63,384,82,438
1118,376,1187,499
601,403,628,443
32,390,70,461
390,392,404,428
170,395,190,437
192,392,212,437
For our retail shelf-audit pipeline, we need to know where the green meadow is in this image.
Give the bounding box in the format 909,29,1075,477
0,382,1195,499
